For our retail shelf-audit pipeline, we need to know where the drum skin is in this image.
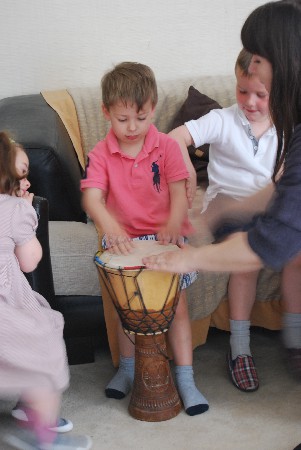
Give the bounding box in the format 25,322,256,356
94,241,181,335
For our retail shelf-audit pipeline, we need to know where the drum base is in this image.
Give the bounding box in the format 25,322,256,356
128,333,182,422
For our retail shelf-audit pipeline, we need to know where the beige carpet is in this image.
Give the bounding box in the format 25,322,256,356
1,328,301,450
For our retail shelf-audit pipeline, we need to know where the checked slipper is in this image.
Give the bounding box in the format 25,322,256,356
226,351,259,392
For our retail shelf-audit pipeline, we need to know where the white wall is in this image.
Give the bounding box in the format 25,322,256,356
0,0,265,99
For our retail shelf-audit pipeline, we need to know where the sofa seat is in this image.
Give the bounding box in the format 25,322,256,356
49,220,100,296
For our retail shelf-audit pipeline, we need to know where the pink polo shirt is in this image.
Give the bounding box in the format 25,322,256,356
81,124,193,238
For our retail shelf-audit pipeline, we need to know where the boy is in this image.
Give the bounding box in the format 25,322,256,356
81,62,208,416
169,49,278,392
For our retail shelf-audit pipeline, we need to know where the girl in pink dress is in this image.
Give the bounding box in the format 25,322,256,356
0,132,91,449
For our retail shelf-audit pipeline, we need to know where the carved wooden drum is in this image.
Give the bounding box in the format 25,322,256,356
95,240,182,421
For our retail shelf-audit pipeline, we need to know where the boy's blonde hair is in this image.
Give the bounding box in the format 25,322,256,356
235,48,253,77
101,62,158,111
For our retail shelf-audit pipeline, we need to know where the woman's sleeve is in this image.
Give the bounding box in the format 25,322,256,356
248,125,301,270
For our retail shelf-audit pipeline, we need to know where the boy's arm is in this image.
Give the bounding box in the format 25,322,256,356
157,179,188,245
168,125,197,207
82,187,133,253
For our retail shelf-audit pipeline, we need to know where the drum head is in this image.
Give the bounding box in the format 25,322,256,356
95,240,179,270
95,241,181,335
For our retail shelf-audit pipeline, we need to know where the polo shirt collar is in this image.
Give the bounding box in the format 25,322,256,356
236,105,276,136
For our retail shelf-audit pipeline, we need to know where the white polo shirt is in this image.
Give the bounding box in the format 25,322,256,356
185,104,277,211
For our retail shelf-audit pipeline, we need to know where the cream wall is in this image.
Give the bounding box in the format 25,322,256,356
0,0,265,100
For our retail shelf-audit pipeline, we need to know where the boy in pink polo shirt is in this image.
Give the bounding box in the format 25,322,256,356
81,62,208,416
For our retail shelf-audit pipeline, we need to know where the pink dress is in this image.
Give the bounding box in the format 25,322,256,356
0,194,69,394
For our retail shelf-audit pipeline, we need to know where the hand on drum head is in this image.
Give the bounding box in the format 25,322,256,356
105,233,135,255
157,226,184,246
142,243,195,273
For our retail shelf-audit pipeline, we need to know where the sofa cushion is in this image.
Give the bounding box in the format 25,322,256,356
49,220,101,296
171,85,222,162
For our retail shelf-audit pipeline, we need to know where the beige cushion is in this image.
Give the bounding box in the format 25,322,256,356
49,220,100,296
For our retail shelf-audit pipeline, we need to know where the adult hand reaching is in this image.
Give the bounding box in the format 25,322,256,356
142,243,197,273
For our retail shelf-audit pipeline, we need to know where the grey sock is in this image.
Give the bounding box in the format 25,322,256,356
283,313,301,349
230,319,251,359
175,365,209,416
105,356,135,399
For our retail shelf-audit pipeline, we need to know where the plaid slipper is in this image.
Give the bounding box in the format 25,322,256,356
227,351,259,392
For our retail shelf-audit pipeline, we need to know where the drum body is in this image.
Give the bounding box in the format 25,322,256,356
95,241,182,421
96,265,179,335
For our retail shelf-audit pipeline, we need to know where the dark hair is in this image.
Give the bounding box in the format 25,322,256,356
0,131,24,195
101,62,158,111
235,48,253,77
241,0,301,179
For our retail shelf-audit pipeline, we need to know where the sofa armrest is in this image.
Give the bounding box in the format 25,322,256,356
0,94,86,222
24,196,56,306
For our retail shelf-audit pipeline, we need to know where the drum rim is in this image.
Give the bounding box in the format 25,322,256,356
95,251,144,271
94,241,179,271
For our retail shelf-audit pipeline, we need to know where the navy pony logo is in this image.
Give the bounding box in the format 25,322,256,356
151,156,162,192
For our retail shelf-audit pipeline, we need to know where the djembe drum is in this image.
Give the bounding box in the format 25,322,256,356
95,240,182,422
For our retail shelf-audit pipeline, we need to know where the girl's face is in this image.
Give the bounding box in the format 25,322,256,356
15,148,30,195
249,55,273,93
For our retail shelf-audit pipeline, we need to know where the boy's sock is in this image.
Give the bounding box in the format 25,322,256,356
175,365,209,416
229,319,251,359
282,312,301,349
105,356,135,399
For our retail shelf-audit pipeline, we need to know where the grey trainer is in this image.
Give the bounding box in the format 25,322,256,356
4,427,92,450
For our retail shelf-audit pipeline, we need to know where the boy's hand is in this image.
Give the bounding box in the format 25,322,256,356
105,233,134,255
157,224,183,246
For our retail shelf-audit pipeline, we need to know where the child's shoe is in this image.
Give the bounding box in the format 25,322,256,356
11,402,73,433
4,426,92,450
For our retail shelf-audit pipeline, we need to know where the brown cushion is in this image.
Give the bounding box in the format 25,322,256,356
171,86,222,162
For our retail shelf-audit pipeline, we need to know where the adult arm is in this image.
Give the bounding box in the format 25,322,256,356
206,182,276,232
228,183,275,217
145,126,301,274
143,231,263,273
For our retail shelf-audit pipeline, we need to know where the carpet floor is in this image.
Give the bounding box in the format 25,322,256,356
1,327,301,450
